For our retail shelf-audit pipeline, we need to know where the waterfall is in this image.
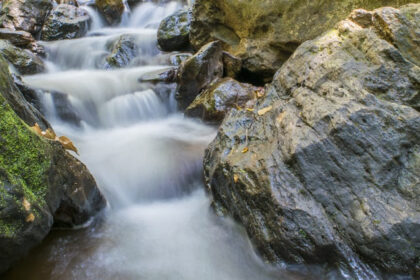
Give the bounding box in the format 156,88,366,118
4,1,310,280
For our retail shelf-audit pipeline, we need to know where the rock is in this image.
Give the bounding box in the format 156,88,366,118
190,0,414,83
176,41,223,110
105,34,138,68
222,51,241,79
0,55,106,273
204,4,420,278
0,40,45,75
51,92,82,127
0,28,34,49
185,78,257,124
170,53,192,66
95,0,124,26
157,9,191,52
55,0,79,6
0,0,53,35
41,4,90,41
138,67,177,83
12,74,43,112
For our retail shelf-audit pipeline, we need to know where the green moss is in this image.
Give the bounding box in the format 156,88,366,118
0,57,52,212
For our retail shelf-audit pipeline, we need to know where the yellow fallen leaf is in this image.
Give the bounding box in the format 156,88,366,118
26,213,35,223
42,128,56,140
258,106,272,116
246,108,254,112
30,123,42,136
22,198,31,211
276,112,285,124
242,147,249,153
256,88,265,98
58,136,79,155
235,104,242,110
233,174,239,183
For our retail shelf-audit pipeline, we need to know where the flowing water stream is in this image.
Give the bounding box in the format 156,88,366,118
5,1,323,279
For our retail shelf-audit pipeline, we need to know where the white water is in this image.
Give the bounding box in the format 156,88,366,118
6,1,317,279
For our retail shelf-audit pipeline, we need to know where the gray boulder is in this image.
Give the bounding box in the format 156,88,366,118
0,0,53,35
204,4,420,279
41,4,90,41
176,41,223,110
157,9,191,52
105,34,138,68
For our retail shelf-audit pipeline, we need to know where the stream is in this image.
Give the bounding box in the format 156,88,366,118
4,1,322,279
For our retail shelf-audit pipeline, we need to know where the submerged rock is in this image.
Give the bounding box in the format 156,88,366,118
41,4,90,41
0,55,105,273
190,0,414,83
176,41,223,110
185,78,257,124
157,9,191,52
0,0,53,35
204,4,420,278
105,34,138,68
95,0,124,26
0,40,45,75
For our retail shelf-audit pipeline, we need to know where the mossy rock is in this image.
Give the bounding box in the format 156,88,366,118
0,55,105,273
157,9,192,52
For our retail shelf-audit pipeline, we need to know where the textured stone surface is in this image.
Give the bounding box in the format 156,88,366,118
105,34,138,68
185,78,257,124
0,0,53,35
204,5,420,278
41,4,90,41
95,0,124,26
0,56,105,274
190,0,415,82
176,41,223,110
0,40,45,75
157,9,191,52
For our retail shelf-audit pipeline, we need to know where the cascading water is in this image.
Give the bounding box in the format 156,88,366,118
4,1,321,279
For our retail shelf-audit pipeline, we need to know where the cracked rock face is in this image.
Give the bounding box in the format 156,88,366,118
204,4,420,279
190,0,414,83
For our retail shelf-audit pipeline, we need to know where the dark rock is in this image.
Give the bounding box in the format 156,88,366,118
190,0,414,83
157,9,191,52
55,0,79,6
185,78,257,124
204,4,420,278
222,51,241,79
0,0,53,35
0,40,45,75
176,41,223,110
95,0,124,26
138,67,177,84
12,74,43,111
0,28,34,49
41,4,90,41
51,92,81,127
170,52,192,66
0,55,106,273
105,34,138,68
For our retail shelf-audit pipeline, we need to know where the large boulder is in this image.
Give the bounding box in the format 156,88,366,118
95,0,125,26
185,78,257,124
176,41,223,109
41,4,90,41
157,9,191,52
190,0,414,83
204,4,420,279
0,40,45,75
0,55,106,273
0,0,53,35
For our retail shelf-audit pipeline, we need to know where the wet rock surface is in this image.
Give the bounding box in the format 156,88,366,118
176,41,223,110
190,0,414,83
0,40,45,75
41,4,90,41
185,78,257,125
105,34,139,68
204,4,420,279
95,0,124,26
157,9,191,52
0,55,105,274
0,0,53,35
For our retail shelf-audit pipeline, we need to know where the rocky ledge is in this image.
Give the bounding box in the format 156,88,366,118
204,4,419,279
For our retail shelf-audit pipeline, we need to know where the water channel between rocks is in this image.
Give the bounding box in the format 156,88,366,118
5,1,325,279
